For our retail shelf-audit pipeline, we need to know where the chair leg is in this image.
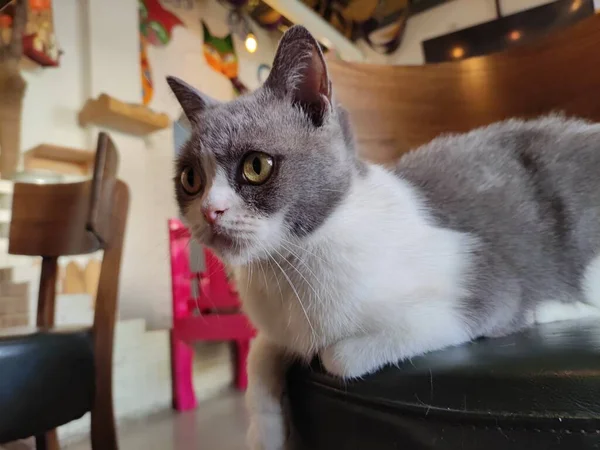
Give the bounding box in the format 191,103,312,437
90,389,118,450
235,339,251,391
90,349,118,450
170,331,198,411
35,430,59,450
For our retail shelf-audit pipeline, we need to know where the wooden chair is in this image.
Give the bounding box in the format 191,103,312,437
0,132,129,450
168,218,255,411
287,13,600,450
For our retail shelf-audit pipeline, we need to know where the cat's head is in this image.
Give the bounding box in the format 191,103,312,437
168,25,361,266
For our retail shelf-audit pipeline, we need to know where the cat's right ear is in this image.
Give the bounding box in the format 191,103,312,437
167,76,217,126
265,25,332,127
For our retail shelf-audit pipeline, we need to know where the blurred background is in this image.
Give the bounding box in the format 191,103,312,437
0,0,597,449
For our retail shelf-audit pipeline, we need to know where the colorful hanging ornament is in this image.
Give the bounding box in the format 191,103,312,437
139,33,153,105
359,0,409,54
138,0,185,105
246,0,289,31
139,0,184,46
202,20,248,96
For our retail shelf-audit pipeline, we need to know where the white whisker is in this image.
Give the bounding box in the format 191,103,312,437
267,252,318,346
282,238,328,265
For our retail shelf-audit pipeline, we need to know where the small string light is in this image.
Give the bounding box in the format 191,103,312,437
245,33,257,53
507,30,522,41
451,46,465,59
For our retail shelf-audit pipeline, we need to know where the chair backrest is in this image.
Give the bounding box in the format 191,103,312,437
8,132,129,331
327,13,600,164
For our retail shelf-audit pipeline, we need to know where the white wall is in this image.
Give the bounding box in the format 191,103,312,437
360,0,557,65
22,0,89,151
21,0,280,328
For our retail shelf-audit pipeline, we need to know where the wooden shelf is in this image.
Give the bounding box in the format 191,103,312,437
23,144,96,176
78,94,170,136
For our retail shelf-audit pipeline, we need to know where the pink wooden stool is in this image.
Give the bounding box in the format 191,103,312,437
169,218,255,411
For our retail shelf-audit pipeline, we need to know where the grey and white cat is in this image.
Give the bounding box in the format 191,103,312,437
168,25,600,450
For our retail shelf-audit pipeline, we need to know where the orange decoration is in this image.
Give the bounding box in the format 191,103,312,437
0,15,12,28
29,0,51,11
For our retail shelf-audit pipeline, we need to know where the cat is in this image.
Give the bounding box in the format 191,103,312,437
201,21,248,96
168,25,600,450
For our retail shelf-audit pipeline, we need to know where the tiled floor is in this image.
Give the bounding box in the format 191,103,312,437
2,391,248,450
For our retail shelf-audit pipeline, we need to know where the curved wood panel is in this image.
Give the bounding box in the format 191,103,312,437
9,180,101,256
328,13,600,164
88,132,119,245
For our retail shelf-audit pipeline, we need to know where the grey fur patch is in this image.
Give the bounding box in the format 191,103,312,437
169,25,358,238
396,115,600,336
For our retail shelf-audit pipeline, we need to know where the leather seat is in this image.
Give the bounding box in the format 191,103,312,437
0,328,95,443
286,319,600,450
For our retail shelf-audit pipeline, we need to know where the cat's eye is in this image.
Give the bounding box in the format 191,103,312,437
180,166,202,196
242,152,274,185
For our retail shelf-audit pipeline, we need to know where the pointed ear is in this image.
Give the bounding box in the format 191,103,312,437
265,25,332,127
166,76,218,126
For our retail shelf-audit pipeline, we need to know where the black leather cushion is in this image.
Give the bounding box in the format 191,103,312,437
0,328,95,443
286,319,600,450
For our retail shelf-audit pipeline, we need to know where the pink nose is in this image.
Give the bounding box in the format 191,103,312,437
202,207,227,225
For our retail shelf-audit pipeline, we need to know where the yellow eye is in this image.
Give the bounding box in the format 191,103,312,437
242,152,274,185
180,166,202,196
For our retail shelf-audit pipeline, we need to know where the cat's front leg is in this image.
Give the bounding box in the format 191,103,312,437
321,334,409,379
246,334,291,450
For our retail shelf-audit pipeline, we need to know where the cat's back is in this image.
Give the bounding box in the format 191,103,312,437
395,115,600,235
394,115,600,306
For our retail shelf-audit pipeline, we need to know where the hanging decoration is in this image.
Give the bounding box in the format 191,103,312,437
360,0,409,54
245,0,291,32
139,0,184,46
202,20,248,96
0,0,61,67
313,0,409,54
0,0,27,180
140,34,153,105
244,0,412,55
138,0,185,105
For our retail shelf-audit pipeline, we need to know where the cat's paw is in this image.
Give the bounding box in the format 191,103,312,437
247,412,287,450
321,337,384,379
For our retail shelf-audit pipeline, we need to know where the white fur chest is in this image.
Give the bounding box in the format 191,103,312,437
234,243,362,356
234,165,476,359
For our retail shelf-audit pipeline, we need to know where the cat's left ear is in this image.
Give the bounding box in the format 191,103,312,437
167,76,218,126
265,25,332,127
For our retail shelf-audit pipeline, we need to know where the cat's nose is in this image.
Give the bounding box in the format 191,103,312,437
202,207,227,225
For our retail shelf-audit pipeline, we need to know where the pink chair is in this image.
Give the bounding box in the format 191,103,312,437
169,218,255,411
